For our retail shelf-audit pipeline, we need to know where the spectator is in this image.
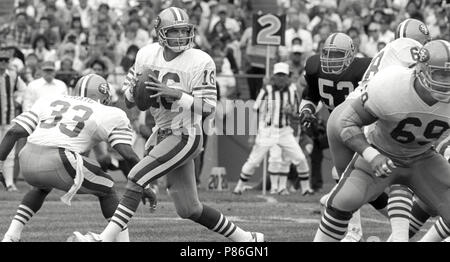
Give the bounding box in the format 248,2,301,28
378,17,395,44
19,53,41,84
282,15,314,59
55,56,80,92
211,42,236,100
347,27,368,58
23,61,67,112
116,18,151,59
56,42,84,73
73,0,96,28
83,58,109,80
361,22,381,57
68,16,88,45
31,35,56,63
31,17,61,49
0,12,32,50
208,4,241,38
0,49,27,192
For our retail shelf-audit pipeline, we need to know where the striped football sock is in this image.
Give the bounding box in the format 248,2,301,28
191,205,251,242
420,217,450,242
408,199,431,238
388,185,413,242
101,188,141,242
314,206,352,241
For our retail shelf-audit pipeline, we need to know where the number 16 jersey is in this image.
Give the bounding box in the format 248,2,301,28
13,95,133,154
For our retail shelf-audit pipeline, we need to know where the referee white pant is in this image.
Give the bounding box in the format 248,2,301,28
240,126,309,181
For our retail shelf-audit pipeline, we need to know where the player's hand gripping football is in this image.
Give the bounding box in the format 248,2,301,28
142,186,158,213
299,109,316,128
370,154,396,178
145,74,183,100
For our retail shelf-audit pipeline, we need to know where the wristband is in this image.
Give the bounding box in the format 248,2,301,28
124,87,135,103
362,147,380,163
178,93,194,109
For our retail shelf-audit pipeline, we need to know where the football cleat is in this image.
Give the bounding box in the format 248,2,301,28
6,184,18,192
302,188,314,196
248,232,265,242
278,188,290,195
2,234,20,242
232,180,251,195
341,228,363,242
67,231,102,242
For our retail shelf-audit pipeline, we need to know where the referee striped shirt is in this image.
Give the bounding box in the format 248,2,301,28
253,84,299,128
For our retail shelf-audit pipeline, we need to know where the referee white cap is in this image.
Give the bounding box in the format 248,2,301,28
273,62,289,75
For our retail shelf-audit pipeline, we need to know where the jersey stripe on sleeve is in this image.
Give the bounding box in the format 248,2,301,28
12,111,39,134
108,126,134,147
192,85,217,106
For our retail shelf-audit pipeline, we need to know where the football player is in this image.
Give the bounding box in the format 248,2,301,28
70,7,263,242
1,74,143,242
326,18,431,241
299,32,389,241
314,40,450,242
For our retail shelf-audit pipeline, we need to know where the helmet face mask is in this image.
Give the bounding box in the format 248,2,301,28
416,40,450,103
156,7,195,53
320,33,355,74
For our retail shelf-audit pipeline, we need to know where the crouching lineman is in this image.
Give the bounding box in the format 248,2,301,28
323,18,431,241
314,40,450,242
1,74,155,242
233,62,312,195
70,7,263,242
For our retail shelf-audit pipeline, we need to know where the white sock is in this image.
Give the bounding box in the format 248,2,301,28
419,226,442,242
100,222,123,242
115,227,130,242
269,175,278,191
4,220,24,240
228,227,252,242
278,176,287,191
420,217,450,242
390,218,410,242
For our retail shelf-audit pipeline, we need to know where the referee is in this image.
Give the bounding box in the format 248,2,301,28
233,62,311,194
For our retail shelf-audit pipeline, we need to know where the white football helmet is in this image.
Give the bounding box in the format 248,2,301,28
74,74,112,105
395,18,431,45
320,33,355,74
416,40,450,103
155,7,194,52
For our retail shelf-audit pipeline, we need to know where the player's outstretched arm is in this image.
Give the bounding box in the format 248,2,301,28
339,98,396,177
112,143,140,168
0,124,29,161
123,66,137,108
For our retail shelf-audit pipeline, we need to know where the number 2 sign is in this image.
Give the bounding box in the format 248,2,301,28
252,13,286,46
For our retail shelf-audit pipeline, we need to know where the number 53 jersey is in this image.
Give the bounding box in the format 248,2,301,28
13,95,133,154
363,65,450,158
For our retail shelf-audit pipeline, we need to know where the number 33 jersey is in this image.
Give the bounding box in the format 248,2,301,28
304,54,371,111
363,65,450,158
13,95,133,154
133,43,217,130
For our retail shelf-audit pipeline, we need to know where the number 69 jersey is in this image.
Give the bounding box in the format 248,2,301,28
132,43,217,130
12,95,133,154
363,65,450,158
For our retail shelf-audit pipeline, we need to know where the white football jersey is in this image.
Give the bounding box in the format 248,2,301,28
363,65,450,158
13,95,133,154
133,43,217,130
347,38,422,100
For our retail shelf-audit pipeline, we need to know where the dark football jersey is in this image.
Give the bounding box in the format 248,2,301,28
304,54,371,111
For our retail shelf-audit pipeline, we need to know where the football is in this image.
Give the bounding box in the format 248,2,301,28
134,68,159,111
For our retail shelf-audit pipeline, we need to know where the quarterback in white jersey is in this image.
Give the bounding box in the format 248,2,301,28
1,74,142,242
71,7,263,242
314,40,450,242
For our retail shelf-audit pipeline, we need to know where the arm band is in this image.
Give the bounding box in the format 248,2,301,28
362,146,381,163
178,93,194,109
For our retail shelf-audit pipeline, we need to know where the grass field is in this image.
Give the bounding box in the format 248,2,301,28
0,179,436,242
